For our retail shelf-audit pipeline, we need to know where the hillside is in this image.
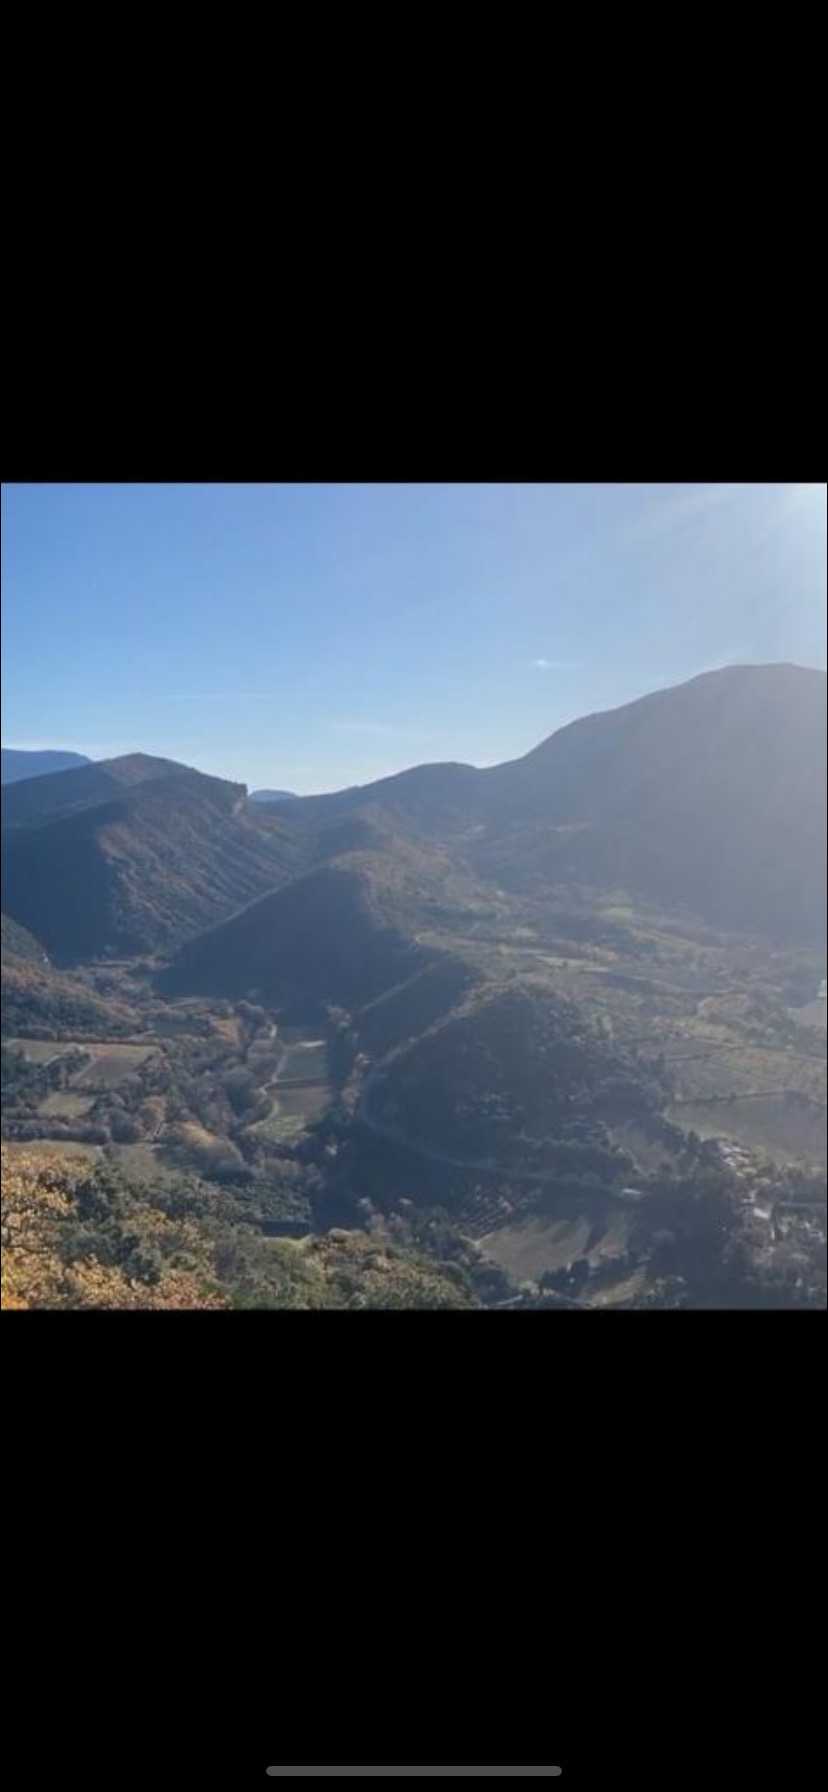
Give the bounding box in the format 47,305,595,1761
473,663,827,942
1,1148,476,1309
1,912,139,1037
1,759,304,961
261,761,484,842
163,851,448,1011
249,789,297,804
2,752,189,829
260,665,827,945
1,913,47,964
364,982,668,1167
1,748,91,784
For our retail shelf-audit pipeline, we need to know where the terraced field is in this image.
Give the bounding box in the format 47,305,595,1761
246,1037,332,1145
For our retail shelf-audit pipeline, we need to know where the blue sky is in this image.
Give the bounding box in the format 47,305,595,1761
2,483,825,794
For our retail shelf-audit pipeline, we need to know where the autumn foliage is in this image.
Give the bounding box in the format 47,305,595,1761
1,1148,227,1309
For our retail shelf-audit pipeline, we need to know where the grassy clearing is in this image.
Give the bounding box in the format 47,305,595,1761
669,1098,827,1167
108,1141,185,1184
248,1111,306,1143
276,1084,331,1120
280,1041,328,1082
5,1038,78,1064
71,1044,159,1088
670,1042,826,1105
37,1091,96,1119
246,1082,331,1143
2,1138,103,1165
5,1038,161,1077
249,1103,310,1146
209,1015,243,1047
479,1215,593,1283
480,1203,632,1287
586,1269,648,1307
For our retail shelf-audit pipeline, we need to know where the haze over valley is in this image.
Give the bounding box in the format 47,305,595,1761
3,660,826,1309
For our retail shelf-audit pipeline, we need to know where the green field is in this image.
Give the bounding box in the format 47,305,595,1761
247,1081,331,1144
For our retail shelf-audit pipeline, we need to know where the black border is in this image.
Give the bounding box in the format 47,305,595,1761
3,222,826,1788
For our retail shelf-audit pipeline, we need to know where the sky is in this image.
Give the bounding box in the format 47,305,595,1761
2,482,825,794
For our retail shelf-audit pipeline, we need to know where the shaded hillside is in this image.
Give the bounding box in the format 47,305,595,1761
1,912,139,1036
366,983,668,1166
473,663,827,941
163,853,439,1011
163,834,493,1013
262,761,483,839
2,752,189,829
2,765,303,961
249,789,296,804
355,956,481,1059
267,665,827,944
1,748,91,785
1,913,47,964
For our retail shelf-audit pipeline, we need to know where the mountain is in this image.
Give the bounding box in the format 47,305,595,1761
1,748,91,785
364,981,668,1168
249,789,297,804
1,912,139,1036
1,756,303,961
249,665,827,945
5,663,824,981
472,663,826,942
162,838,483,1012
1,752,189,829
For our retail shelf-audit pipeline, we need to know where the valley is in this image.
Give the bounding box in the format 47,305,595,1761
7,876,823,1310
3,662,826,1309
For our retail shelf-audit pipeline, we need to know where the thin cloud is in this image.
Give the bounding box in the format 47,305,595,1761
532,658,578,671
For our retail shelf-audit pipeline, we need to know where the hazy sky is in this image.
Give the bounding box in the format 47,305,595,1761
2,483,825,794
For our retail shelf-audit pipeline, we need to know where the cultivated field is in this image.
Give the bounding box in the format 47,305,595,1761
70,1043,159,1087
480,1206,631,1285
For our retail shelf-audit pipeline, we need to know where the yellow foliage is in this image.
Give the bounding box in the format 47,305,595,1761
1,1146,226,1310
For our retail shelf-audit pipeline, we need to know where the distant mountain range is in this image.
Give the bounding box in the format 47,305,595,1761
1,748,91,784
1,753,301,960
233,663,828,946
3,662,824,1313
2,666,825,978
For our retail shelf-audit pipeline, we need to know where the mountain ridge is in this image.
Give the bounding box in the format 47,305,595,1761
252,664,827,944
3,666,825,965
1,756,302,960
1,748,91,785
